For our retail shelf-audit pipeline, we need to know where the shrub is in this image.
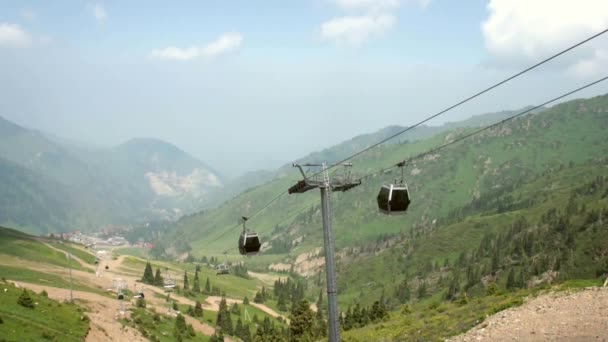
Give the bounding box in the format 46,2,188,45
136,298,146,308
17,289,35,308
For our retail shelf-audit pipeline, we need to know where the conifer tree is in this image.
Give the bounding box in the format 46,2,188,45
216,296,233,335
205,277,211,294
290,300,313,341
194,300,203,317
17,289,35,308
183,270,189,291
154,268,163,286
142,262,154,284
192,270,200,293
507,268,515,289
174,314,187,340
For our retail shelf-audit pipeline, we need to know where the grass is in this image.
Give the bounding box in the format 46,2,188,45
343,286,535,341
0,264,104,294
122,256,264,300
47,240,97,264
0,281,90,342
176,301,286,340
125,307,210,342
0,227,90,272
114,246,150,259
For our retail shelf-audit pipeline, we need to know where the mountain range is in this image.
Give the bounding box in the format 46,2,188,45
0,116,222,234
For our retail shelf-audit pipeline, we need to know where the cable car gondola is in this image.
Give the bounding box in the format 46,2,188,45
377,162,411,215
238,217,261,256
117,293,124,300
216,264,230,275
216,252,230,275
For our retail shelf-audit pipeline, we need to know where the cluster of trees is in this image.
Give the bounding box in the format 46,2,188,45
232,264,250,279
253,286,269,304
212,296,255,341
340,300,388,331
140,262,164,286
184,267,222,296
185,300,204,318
173,314,196,342
273,278,306,311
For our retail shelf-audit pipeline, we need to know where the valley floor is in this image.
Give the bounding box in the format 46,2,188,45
449,286,608,342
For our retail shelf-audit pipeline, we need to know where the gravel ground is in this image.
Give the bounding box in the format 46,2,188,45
449,287,608,342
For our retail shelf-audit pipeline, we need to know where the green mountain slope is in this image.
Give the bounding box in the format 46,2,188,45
164,95,607,257
0,281,90,342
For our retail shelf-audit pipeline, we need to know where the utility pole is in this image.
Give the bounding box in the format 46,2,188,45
67,252,73,302
289,163,360,342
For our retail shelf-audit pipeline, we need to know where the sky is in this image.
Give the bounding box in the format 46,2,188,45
1,0,608,178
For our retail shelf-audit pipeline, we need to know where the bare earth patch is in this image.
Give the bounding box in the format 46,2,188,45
449,287,608,342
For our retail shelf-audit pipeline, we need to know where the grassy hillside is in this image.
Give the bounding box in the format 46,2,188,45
0,227,94,271
164,95,608,258
0,281,90,341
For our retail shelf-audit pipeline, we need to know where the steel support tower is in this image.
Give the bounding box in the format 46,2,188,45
288,163,360,342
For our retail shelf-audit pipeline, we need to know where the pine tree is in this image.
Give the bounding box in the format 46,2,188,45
445,271,461,301
254,291,264,303
417,281,427,299
192,270,200,293
290,300,314,341
506,268,516,290
194,300,203,317
205,277,211,294
277,292,287,311
396,279,410,303
174,314,187,339
243,296,250,305
154,268,163,286
183,270,189,291
142,262,154,284
216,296,233,335
314,304,327,338
235,318,245,340
17,289,35,308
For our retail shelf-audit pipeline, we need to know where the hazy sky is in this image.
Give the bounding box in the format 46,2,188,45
1,0,607,178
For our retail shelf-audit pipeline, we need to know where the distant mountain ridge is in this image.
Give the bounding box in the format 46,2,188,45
0,118,222,234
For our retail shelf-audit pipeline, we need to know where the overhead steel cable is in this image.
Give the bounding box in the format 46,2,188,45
209,28,608,252
357,75,608,182
306,28,608,179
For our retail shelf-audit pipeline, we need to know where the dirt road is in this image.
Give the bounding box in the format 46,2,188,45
12,281,147,342
449,287,608,342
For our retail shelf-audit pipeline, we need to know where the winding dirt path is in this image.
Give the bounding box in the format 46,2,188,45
42,242,95,271
449,287,608,342
11,281,146,342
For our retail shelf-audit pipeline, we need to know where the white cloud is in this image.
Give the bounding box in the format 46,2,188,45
0,23,31,48
482,0,608,76
92,3,106,22
320,14,395,46
151,32,243,61
321,0,429,46
201,32,243,57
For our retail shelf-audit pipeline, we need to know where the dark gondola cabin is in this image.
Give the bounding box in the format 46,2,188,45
377,184,411,214
216,264,229,275
238,232,261,256
117,293,124,300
